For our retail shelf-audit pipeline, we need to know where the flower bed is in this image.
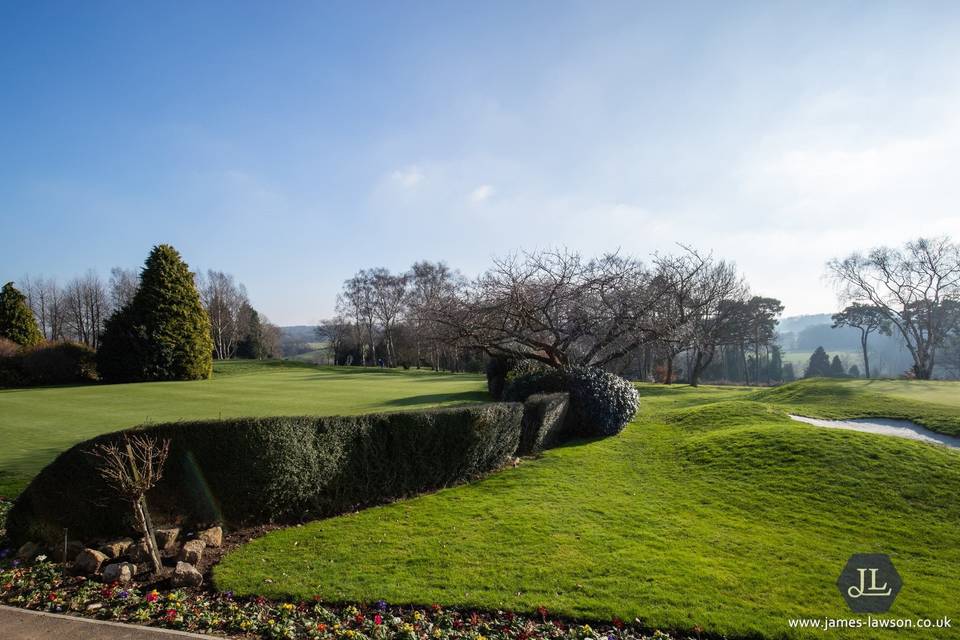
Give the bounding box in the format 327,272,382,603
0,557,687,640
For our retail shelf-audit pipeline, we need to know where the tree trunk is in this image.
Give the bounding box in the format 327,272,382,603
690,351,704,387
133,497,162,574
665,356,674,385
861,331,871,378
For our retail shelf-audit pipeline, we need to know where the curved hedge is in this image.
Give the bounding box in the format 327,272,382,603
8,403,523,545
519,393,571,455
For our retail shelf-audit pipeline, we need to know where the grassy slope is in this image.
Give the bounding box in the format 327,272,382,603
215,381,960,640
0,361,486,497
756,378,960,436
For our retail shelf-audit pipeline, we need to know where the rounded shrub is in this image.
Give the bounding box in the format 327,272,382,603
565,366,639,437
503,361,565,401
0,340,96,387
20,341,97,385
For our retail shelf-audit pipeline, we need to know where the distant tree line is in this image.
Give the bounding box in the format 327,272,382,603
803,346,860,378
327,247,784,385
13,256,280,364
2,244,282,386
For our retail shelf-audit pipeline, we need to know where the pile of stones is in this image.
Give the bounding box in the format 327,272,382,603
15,525,223,588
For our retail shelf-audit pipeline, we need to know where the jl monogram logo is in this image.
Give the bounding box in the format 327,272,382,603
837,554,902,613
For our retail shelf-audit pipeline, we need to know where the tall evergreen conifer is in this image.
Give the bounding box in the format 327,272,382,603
0,282,43,346
98,245,213,381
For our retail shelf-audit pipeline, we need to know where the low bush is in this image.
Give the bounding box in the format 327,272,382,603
0,341,97,387
0,337,18,358
503,363,566,401
518,393,571,455
7,403,524,545
566,366,639,437
21,341,97,385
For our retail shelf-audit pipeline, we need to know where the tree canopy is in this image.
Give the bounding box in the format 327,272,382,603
0,282,43,347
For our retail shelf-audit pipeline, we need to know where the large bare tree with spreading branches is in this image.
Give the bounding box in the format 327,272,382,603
436,249,665,368
828,236,960,379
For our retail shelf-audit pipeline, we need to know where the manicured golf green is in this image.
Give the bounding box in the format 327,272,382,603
216,380,960,639
0,361,486,497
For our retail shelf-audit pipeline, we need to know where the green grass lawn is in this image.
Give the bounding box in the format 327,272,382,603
0,360,486,497
215,379,960,639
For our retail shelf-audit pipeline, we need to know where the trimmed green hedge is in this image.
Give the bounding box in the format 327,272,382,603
518,393,571,456
7,403,523,545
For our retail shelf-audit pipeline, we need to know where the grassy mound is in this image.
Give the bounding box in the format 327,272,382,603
215,382,960,639
755,378,960,436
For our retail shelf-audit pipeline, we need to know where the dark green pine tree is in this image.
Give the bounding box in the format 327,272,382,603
829,355,846,378
804,346,832,378
0,282,43,346
98,245,214,382
848,364,861,377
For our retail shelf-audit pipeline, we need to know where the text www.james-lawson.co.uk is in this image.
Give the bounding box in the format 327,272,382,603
788,616,952,631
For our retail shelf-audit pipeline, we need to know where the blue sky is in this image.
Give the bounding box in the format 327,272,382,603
2,1,960,325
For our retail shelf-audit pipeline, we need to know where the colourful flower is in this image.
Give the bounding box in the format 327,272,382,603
374,614,383,625
145,590,159,603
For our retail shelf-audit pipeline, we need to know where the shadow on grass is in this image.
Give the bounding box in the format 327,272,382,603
0,470,29,499
382,391,491,406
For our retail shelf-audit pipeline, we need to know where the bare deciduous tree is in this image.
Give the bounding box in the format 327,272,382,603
654,247,747,386
369,268,409,367
64,271,109,348
437,249,663,369
828,236,960,379
91,433,170,573
831,303,892,378
338,272,378,366
21,275,68,340
198,270,249,359
109,267,140,310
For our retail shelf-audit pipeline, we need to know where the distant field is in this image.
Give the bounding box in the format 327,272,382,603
0,360,486,497
781,349,864,372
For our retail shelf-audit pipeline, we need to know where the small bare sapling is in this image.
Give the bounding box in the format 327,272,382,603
91,433,171,573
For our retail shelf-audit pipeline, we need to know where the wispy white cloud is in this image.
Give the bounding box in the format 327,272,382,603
390,165,425,189
468,184,494,203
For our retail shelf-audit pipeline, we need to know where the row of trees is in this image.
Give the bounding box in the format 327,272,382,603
13,264,280,363
804,346,860,378
197,271,281,360
323,262,470,371
328,248,784,386
18,269,136,349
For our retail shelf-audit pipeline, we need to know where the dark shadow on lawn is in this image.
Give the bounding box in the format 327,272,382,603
382,391,491,406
